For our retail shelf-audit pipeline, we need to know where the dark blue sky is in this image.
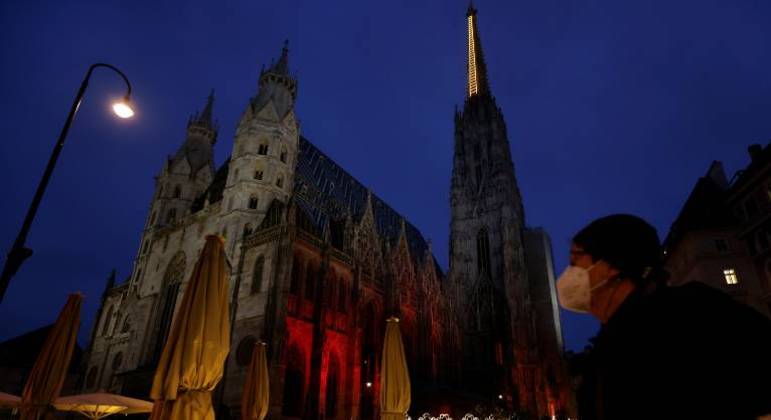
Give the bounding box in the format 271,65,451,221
1,0,769,352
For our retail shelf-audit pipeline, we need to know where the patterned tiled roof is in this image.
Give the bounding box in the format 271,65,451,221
295,137,439,270
190,137,442,273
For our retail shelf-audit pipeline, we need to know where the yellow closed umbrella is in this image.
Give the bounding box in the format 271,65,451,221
241,341,269,420
380,317,411,420
20,293,83,420
149,235,231,420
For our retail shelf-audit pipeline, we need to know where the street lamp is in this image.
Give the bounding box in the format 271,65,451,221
0,62,134,304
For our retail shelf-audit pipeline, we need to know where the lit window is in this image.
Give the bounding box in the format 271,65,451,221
723,268,739,285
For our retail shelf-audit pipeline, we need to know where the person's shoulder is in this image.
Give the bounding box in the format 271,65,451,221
660,281,771,326
654,281,731,306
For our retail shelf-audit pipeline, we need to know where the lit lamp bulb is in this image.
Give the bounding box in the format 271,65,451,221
112,96,135,119
366,382,373,388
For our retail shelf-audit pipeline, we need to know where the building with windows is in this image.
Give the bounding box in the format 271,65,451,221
82,6,569,419
663,146,771,317
726,143,771,314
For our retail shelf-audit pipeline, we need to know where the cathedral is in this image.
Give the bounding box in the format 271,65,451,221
83,5,571,418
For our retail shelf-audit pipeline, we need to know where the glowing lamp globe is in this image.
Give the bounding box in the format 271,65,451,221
112,99,135,119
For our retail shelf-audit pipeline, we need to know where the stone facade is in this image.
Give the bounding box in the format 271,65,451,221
83,7,568,419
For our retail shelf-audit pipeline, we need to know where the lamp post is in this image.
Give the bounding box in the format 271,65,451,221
0,62,134,304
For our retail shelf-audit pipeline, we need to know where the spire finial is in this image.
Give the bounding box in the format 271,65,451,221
466,3,489,97
200,89,215,123
105,269,116,291
268,39,290,75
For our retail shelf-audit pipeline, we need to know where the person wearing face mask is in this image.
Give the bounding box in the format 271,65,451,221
558,214,771,420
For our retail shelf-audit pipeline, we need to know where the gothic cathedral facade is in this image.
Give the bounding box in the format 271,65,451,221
83,6,570,419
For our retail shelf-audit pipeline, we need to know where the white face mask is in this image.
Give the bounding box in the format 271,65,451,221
556,263,610,313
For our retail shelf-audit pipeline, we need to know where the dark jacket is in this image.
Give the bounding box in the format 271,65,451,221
578,282,771,419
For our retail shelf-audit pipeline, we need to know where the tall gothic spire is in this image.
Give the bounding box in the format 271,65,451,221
466,2,490,98
199,89,215,123
172,90,218,173
189,89,218,134
269,39,290,75
254,39,298,113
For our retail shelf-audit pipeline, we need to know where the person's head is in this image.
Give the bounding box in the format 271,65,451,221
572,214,664,286
557,214,666,317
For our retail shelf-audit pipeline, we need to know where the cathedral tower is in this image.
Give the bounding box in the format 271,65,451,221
130,92,217,288
222,41,299,246
449,3,534,411
150,91,217,228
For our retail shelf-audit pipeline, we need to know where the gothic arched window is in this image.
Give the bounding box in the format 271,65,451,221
121,315,131,333
251,255,265,294
248,195,259,210
276,175,284,188
360,303,378,418
86,366,98,389
326,354,340,417
112,352,123,371
282,344,305,416
338,279,347,312
325,272,337,309
258,144,269,155
280,147,288,163
166,208,177,224
304,263,316,300
153,251,186,361
101,306,114,336
236,335,257,367
477,228,491,276
290,256,302,295
173,185,182,198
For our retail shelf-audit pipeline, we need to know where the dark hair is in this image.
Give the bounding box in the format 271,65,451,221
573,214,668,285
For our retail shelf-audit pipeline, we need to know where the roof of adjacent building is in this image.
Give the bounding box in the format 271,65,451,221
663,161,738,250
728,142,771,198
0,324,82,371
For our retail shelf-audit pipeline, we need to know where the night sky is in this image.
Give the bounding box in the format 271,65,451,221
1,0,770,352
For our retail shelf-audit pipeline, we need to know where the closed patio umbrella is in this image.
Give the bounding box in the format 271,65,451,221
241,341,269,420
53,392,153,419
150,235,231,420
380,317,411,420
20,293,82,420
